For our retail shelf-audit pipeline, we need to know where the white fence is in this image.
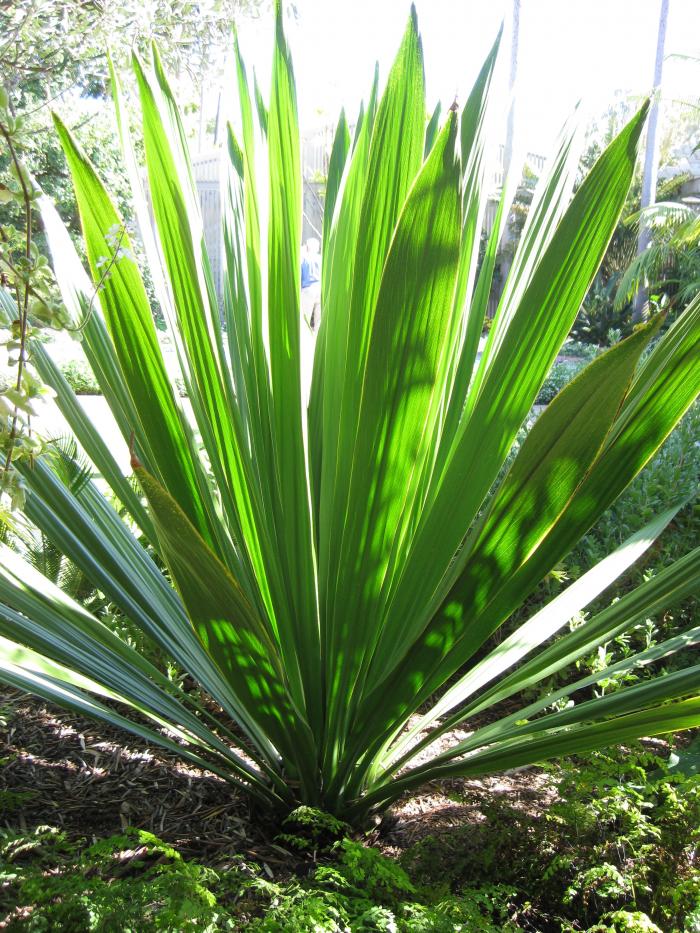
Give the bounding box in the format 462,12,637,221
191,148,324,303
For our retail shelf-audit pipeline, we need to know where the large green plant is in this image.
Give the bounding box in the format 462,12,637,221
1,6,699,823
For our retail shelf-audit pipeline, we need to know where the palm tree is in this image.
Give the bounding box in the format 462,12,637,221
617,195,700,312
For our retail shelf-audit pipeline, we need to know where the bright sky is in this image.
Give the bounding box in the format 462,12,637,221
236,0,700,154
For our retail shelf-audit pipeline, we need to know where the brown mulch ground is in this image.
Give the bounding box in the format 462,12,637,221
0,688,556,865
0,689,269,864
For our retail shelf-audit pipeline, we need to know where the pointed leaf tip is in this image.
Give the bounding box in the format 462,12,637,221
129,431,142,470
131,49,147,81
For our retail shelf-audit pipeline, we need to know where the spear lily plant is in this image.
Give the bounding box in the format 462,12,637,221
0,5,699,823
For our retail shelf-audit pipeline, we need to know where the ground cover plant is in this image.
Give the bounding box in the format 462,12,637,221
400,744,700,932
0,2,699,825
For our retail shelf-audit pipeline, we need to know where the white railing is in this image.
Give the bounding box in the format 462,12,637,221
492,143,546,188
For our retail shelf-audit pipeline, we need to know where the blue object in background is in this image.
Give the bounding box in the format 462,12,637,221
301,256,320,288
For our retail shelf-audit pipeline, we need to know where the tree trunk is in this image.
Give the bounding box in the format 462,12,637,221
502,0,520,182
633,0,670,323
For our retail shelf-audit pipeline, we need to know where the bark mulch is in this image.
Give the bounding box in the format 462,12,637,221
0,688,556,863
0,689,275,864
